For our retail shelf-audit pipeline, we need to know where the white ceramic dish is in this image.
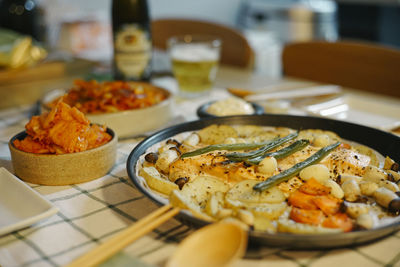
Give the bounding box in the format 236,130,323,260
41,85,173,138
0,167,58,236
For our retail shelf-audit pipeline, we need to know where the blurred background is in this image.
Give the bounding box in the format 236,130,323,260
1,0,399,77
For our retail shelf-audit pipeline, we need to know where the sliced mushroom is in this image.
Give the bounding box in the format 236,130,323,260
384,156,399,172
144,152,158,164
373,187,398,209
389,199,400,214
158,143,176,154
379,180,399,192
169,146,182,156
183,133,200,147
155,149,179,174
166,139,181,147
386,170,400,183
174,177,188,190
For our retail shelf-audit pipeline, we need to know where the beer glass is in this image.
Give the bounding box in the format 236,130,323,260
168,35,221,97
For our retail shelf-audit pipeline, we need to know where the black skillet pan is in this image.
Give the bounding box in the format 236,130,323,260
126,114,400,249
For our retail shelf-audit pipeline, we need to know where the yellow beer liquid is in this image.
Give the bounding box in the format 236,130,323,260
171,59,218,93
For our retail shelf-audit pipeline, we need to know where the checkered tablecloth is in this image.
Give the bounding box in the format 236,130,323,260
1,85,400,267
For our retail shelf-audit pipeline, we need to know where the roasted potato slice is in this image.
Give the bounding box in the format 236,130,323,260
204,191,225,217
249,202,288,220
234,125,266,138
169,190,213,221
353,144,379,167
181,176,230,206
225,180,286,206
253,216,277,232
298,129,340,144
197,124,238,144
139,167,178,196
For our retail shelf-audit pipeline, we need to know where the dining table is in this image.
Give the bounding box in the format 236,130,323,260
0,62,400,267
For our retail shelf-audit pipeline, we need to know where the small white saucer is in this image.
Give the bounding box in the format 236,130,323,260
0,167,58,236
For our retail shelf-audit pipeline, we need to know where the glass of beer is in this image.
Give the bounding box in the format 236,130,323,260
168,35,221,97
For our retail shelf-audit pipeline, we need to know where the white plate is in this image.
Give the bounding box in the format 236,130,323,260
0,167,58,236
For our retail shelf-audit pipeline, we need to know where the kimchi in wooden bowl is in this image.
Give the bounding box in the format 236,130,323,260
9,129,117,185
9,101,117,185
42,80,173,138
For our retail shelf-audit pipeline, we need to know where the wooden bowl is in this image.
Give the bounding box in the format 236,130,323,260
8,128,117,185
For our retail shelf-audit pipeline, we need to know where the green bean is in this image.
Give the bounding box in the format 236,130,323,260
226,132,298,160
245,139,310,165
253,141,341,192
180,141,273,158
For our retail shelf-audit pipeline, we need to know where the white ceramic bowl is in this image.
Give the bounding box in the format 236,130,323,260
41,84,173,138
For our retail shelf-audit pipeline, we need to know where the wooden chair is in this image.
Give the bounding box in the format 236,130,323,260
151,18,254,69
282,41,400,98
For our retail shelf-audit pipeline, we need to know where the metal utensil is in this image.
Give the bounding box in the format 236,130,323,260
230,85,342,102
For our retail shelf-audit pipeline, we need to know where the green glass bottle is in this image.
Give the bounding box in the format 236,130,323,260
112,0,152,81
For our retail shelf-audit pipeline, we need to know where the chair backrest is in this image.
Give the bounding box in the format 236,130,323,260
152,18,254,69
282,41,400,98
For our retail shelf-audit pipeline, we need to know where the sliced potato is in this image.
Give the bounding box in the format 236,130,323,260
139,167,178,195
155,149,179,174
253,216,277,233
298,129,340,143
249,202,287,220
277,219,342,234
225,197,246,209
197,124,238,145
354,144,379,167
169,190,213,221
313,134,331,147
236,209,254,225
181,176,230,206
216,208,234,219
204,191,225,217
234,125,265,138
225,180,286,205
278,177,303,195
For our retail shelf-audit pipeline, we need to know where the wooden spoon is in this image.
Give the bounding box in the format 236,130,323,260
166,222,248,267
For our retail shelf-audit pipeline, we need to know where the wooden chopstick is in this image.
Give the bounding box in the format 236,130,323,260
65,204,180,267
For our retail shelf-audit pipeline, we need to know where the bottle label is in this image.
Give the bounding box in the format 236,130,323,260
114,24,151,78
